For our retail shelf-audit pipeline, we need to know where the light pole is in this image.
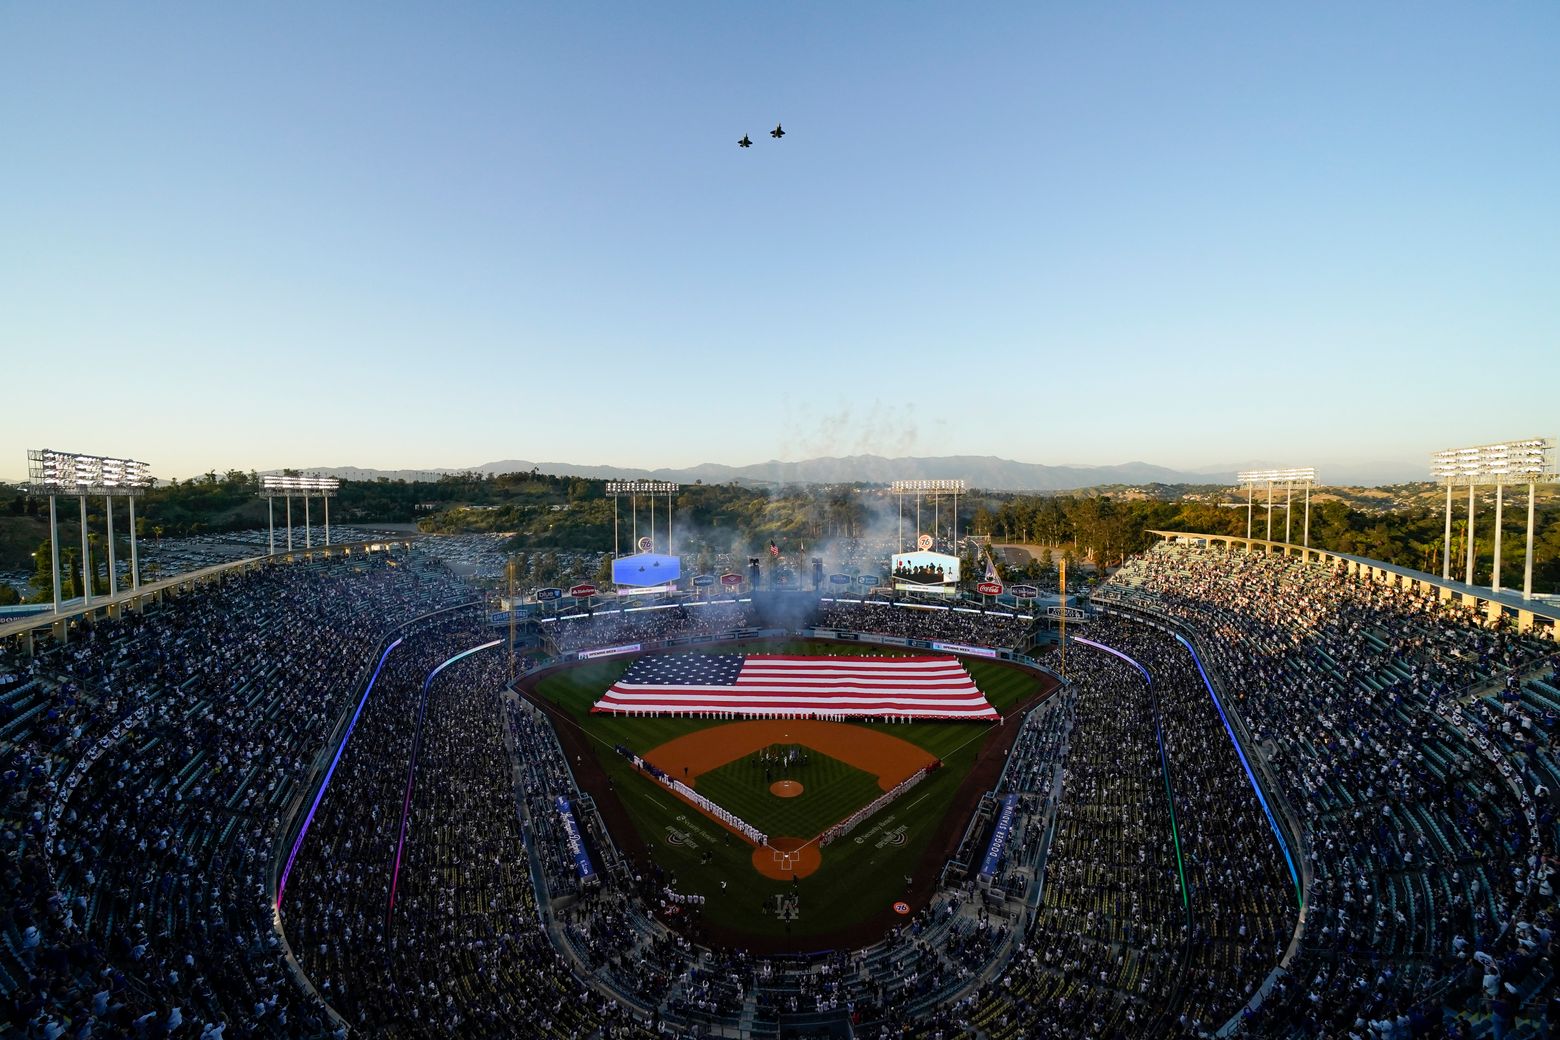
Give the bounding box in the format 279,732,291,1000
605,481,681,579
1442,482,1453,580
1465,482,1476,585
1284,480,1293,545
262,475,339,556
1525,480,1538,599
48,495,60,613
79,496,90,606
1493,482,1504,593
128,495,139,590
105,495,117,597
1237,469,1318,550
1432,438,1556,598
25,449,151,613
1302,481,1311,554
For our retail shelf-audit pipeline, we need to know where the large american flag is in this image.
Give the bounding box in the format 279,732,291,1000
591,654,999,721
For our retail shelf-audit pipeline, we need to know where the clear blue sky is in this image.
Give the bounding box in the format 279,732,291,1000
3,2,1557,481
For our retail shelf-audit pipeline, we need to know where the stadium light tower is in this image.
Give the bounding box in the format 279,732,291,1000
1236,469,1318,549
890,480,966,554
606,481,680,559
260,475,340,554
26,449,152,613
1431,437,1556,597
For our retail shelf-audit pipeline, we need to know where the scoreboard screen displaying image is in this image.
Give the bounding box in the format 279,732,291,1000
891,551,960,593
612,552,682,588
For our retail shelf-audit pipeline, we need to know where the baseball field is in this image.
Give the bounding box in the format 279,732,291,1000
526,639,1053,949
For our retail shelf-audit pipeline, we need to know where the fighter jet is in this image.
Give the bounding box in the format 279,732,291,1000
770,124,785,139
738,134,752,148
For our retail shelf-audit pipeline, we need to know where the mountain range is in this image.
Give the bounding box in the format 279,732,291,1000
285,454,1425,490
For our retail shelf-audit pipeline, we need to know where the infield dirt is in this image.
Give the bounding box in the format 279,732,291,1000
643,719,936,791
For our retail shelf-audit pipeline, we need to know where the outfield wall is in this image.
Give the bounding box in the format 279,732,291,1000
802,628,1064,685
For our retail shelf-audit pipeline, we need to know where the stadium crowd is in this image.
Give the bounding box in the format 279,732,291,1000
11,525,1557,1040
1105,543,1559,1037
1,548,468,1039
281,617,654,1040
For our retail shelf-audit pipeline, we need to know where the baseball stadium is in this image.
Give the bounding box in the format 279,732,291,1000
4,458,1559,1040
11,6,1560,1038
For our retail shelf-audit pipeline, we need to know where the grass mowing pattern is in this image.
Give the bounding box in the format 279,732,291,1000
532,640,1043,941
693,749,884,839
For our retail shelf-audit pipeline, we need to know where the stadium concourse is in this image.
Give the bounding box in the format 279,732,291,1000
0,539,1555,1039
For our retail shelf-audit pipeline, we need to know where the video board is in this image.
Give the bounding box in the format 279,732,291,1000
890,550,960,593
611,552,682,588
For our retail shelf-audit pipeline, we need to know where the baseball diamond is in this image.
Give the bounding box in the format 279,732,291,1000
526,638,1052,949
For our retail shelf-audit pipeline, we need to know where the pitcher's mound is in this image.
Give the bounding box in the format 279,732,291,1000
753,837,822,880
770,780,804,798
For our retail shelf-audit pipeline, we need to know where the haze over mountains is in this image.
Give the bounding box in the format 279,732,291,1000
284,454,1425,490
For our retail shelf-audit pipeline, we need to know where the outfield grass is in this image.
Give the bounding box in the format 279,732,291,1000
693,748,883,839
532,640,1043,941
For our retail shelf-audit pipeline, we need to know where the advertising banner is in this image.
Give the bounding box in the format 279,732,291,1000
576,643,642,660
554,796,597,883
979,792,1020,879
932,641,999,659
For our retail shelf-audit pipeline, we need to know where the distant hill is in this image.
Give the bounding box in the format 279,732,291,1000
1191,459,1426,486
288,454,1232,491
284,453,1425,490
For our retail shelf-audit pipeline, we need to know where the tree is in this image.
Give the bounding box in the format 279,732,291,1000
61,547,79,600
28,539,54,602
0,585,19,606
